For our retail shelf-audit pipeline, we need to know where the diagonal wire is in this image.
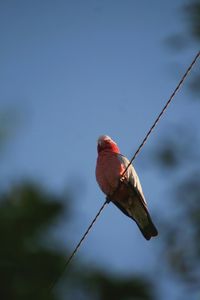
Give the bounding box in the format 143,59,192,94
49,50,200,293
121,50,200,177
48,199,108,292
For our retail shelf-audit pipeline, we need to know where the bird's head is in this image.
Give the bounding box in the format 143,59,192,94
97,135,120,154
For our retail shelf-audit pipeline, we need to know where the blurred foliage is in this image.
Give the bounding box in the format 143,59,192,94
152,125,200,290
165,34,189,51
0,109,20,154
184,0,200,40
151,128,196,171
153,140,183,170
83,271,153,300
184,0,200,96
161,172,200,280
167,0,200,96
0,182,154,300
0,183,67,300
154,3,200,293
188,71,200,94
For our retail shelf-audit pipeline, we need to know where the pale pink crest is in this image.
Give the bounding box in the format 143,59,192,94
97,135,120,154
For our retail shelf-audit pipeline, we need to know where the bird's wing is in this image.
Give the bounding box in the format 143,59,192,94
117,154,147,208
112,154,158,240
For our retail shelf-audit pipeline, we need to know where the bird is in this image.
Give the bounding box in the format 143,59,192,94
95,135,158,240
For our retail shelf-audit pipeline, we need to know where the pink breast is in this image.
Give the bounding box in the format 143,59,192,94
96,151,124,196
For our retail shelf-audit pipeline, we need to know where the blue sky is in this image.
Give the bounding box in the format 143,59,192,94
0,1,200,299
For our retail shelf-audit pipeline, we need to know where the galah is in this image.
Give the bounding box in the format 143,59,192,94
96,135,158,240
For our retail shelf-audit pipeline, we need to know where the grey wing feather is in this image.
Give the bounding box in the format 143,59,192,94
115,154,158,240
117,154,147,207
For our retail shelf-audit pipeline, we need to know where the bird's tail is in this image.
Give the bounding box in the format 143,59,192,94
113,198,158,240
129,201,158,240
111,182,158,240
138,214,158,240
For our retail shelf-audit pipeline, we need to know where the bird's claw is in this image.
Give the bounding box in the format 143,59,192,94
120,176,125,183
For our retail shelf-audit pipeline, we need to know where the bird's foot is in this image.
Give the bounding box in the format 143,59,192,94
120,176,126,183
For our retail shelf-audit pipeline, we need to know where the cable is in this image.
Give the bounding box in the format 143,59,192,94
121,50,200,177
48,199,108,292
49,50,200,292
